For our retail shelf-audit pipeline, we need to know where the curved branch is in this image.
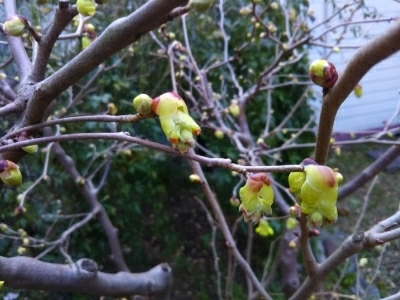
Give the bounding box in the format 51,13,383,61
0,256,172,299
314,19,400,164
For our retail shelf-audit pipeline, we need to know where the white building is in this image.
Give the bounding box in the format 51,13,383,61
310,0,400,133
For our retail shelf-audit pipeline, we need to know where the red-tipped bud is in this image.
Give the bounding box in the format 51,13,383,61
0,160,22,186
309,59,338,89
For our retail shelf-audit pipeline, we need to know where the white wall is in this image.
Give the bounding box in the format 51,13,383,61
309,0,400,133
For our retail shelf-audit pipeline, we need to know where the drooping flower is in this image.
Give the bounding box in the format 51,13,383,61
0,160,22,187
255,218,274,237
288,158,342,227
239,173,274,223
151,92,201,153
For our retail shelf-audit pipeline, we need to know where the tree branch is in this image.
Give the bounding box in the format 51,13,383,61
314,19,400,164
0,256,172,299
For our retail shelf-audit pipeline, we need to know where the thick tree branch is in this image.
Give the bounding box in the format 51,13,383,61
314,19,400,165
20,0,189,128
0,256,172,299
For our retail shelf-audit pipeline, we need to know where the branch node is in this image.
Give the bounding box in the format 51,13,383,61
352,232,364,243
77,258,98,274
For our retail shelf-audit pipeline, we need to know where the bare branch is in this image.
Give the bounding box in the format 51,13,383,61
0,256,172,299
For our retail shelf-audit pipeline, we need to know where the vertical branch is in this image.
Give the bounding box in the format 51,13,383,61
187,152,273,300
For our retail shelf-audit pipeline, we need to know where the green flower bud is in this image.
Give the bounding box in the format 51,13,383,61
286,217,298,230
353,84,363,98
22,144,38,154
255,218,274,237
239,7,252,16
189,0,214,12
309,210,323,227
228,100,240,117
270,2,278,10
77,0,96,16
309,59,338,89
189,174,201,183
0,160,22,186
133,94,153,115
0,223,8,232
3,15,27,37
239,173,274,223
107,103,118,115
214,130,224,139
288,171,306,196
152,92,201,152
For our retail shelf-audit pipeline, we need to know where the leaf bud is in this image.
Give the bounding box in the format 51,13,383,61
228,100,240,117
270,2,279,10
239,7,252,16
133,94,153,115
107,103,118,115
286,217,298,230
230,196,240,207
189,174,201,183
2,15,28,37
353,84,363,98
189,0,214,12
22,144,38,154
77,0,96,16
0,223,8,232
309,59,338,89
17,247,26,255
214,130,224,139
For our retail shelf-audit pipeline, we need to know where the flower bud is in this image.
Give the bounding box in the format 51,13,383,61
133,94,153,115
22,144,38,154
309,59,338,89
214,130,224,139
17,246,26,255
255,218,274,237
230,196,240,207
286,217,297,230
228,100,240,117
189,174,201,183
107,103,118,115
353,84,363,98
0,160,22,186
2,15,27,36
22,237,29,245
189,0,214,12
332,46,340,53
288,240,297,248
289,205,301,218
239,173,274,223
0,223,8,232
270,2,279,10
239,7,252,16
77,0,96,16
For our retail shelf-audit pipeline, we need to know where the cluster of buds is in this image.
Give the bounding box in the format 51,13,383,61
239,173,274,223
77,0,96,16
2,15,29,37
255,218,274,237
0,160,22,187
288,158,343,227
308,59,338,89
134,92,201,153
